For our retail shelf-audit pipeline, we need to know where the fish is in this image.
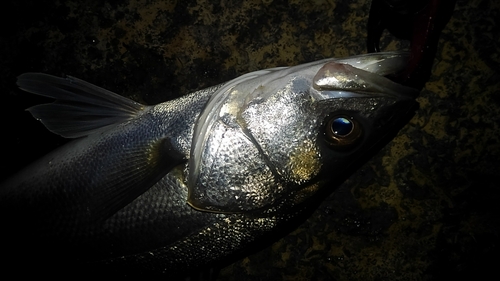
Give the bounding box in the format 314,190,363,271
0,51,418,278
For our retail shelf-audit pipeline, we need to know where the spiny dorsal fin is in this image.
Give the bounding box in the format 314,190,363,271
17,73,146,138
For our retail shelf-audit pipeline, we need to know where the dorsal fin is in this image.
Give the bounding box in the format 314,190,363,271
17,73,146,138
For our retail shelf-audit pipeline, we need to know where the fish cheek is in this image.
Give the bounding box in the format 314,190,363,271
282,137,323,184
187,120,281,213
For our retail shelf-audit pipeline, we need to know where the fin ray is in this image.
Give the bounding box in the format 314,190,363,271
17,73,145,138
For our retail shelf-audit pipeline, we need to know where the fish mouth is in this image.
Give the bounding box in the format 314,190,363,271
312,52,419,101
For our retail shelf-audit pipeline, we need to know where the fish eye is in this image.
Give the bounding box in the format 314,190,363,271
324,114,363,149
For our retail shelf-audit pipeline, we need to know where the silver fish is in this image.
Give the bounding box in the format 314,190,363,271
0,52,417,277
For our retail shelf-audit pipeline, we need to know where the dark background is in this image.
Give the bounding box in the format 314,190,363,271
0,0,499,280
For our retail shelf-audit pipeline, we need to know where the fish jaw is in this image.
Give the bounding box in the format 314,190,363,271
187,52,418,213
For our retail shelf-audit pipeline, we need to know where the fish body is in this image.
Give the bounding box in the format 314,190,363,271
0,52,418,277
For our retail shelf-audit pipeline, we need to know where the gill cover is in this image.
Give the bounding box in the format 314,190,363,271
187,52,417,213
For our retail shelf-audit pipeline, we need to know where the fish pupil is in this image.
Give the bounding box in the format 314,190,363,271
332,117,353,136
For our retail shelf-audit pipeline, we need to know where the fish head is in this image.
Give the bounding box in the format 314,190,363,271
188,52,418,213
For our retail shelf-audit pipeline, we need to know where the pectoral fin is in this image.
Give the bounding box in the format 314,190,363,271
90,138,186,222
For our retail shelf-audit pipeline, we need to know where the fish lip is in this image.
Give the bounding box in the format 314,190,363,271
340,51,421,99
335,51,412,77
312,52,419,101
